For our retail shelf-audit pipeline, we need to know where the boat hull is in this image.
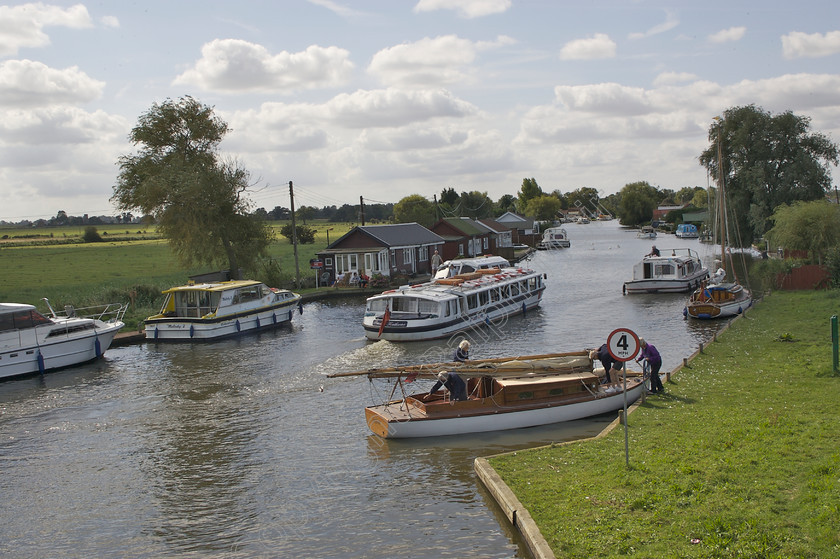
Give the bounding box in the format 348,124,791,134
145,300,300,341
685,289,752,319
366,379,646,438
0,320,123,380
623,275,706,294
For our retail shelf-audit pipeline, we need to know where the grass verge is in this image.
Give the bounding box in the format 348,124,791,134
488,290,840,558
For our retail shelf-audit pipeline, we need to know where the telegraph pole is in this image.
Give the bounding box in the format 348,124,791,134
289,181,300,289
360,195,365,226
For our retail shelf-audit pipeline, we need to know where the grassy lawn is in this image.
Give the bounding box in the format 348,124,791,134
489,290,840,558
0,221,355,330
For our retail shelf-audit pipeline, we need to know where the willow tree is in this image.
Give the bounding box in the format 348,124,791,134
112,96,273,279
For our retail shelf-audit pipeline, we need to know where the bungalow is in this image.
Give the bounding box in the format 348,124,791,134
316,223,444,284
430,217,495,261
495,211,537,246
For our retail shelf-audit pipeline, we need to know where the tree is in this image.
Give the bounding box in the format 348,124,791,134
280,224,316,244
112,96,273,279
765,200,840,264
518,178,542,208
566,187,600,217
459,190,494,219
700,105,839,246
524,195,562,221
393,194,435,227
495,194,517,215
618,181,660,226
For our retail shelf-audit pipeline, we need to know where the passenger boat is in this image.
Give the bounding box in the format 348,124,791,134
675,224,700,239
328,351,647,438
145,280,302,341
636,226,657,239
0,299,126,380
623,248,709,294
362,256,545,342
536,227,570,249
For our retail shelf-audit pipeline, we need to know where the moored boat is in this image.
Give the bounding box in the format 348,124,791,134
144,280,302,341
675,224,700,239
362,256,545,342
536,226,571,249
0,299,126,380
636,226,657,239
684,269,752,319
329,351,647,438
623,248,709,294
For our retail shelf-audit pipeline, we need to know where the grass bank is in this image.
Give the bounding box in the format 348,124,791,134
489,290,840,558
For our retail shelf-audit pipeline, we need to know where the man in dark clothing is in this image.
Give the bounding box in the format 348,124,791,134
427,371,468,401
637,338,664,393
453,339,470,362
647,245,660,257
590,344,621,383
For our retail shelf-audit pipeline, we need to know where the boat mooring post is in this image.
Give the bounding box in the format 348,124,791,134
831,315,838,375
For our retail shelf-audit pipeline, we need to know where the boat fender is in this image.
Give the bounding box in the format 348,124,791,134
235,320,241,332
288,310,293,321
622,284,626,296
95,336,102,357
521,301,526,316
682,307,687,318
298,301,304,314
255,316,260,328
36,350,45,374
154,327,159,339
189,325,195,338
272,313,277,325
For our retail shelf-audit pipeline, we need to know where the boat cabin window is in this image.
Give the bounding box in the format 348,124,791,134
0,310,52,332
643,262,674,278
233,285,263,304
478,290,489,306
466,294,479,310
510,282,520,296
528,277,540,290
168,290,220,318
383,296,439,316
367,298,387,312
489,287,501,303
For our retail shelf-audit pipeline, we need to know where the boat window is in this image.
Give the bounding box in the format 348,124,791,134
0,313,14,332
528,277,539,290
510,282,520,296
418,299,438,315
549,388,564,396
478,290,489,307
392,297,417,313
466,294,479,310
489,288,500,303
655,264,674,276
367,298,388,312
9,310,50,330
517,391,534,400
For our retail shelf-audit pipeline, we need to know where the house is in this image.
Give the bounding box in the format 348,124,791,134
652,203,687,223
478,217,515,260
430,217,495,261
495,212,538,246
316,223,444,284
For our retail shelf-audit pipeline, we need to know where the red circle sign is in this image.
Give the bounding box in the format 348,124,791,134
607,328,640,362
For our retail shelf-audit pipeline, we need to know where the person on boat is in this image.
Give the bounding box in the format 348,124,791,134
590,344,620,384
453,339,470,362
647,245,660,257
636,338,664,394
426,370,468,401
431,249,443,275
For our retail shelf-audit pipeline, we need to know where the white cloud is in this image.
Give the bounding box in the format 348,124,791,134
708,26,746,44
368,34,513,88
782,30,840,59
100,15,120,28
0,59,104,107
413,0,511,19
325,88,479,128
628,11,679,40
559,34,616,61
173,39,354,93
0,3,93,56
653,71,700,87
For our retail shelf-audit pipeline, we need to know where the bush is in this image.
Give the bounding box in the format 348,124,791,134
279,224,316,244
83,226,103,243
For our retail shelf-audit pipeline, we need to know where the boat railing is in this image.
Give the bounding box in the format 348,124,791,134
43,298,128,324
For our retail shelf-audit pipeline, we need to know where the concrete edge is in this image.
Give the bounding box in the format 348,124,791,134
472,300,758,558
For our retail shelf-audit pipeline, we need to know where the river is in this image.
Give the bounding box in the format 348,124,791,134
0,220,730,558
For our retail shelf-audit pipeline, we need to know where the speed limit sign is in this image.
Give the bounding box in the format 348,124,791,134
607,328,640,362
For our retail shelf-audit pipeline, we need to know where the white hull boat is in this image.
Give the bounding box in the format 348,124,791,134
330,352,647,439
685,269,752,319
145,280,302,341
0,300,126,380
362,256,545,342
623,248,709,294
536,227,570,249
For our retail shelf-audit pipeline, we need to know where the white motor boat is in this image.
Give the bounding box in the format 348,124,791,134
362,256,546,342
623,248,709,294
145,279,302,341
0,300,126,380
536,227,571,249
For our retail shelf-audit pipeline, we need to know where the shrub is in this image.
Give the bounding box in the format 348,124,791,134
83,226,103,242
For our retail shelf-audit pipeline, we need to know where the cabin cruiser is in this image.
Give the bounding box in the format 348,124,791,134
362,256,546,342
623,248,709,294
0,300,125,380
145,280,301,341
536,227,571,249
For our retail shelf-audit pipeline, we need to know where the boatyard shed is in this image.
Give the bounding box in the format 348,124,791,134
317,223,444,284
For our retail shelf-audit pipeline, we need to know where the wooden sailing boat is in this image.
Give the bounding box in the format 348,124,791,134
685,119,753,319
328,351,648,439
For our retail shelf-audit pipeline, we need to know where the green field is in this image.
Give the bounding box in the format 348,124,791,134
489,290,840,558
0,221,354,330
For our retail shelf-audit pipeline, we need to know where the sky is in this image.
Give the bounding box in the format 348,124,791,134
1,0,839,222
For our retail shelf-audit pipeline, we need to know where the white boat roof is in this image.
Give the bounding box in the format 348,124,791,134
641,249,702,264
0,303,36,314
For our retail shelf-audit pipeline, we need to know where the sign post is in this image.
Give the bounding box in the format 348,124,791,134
607,327,641,468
